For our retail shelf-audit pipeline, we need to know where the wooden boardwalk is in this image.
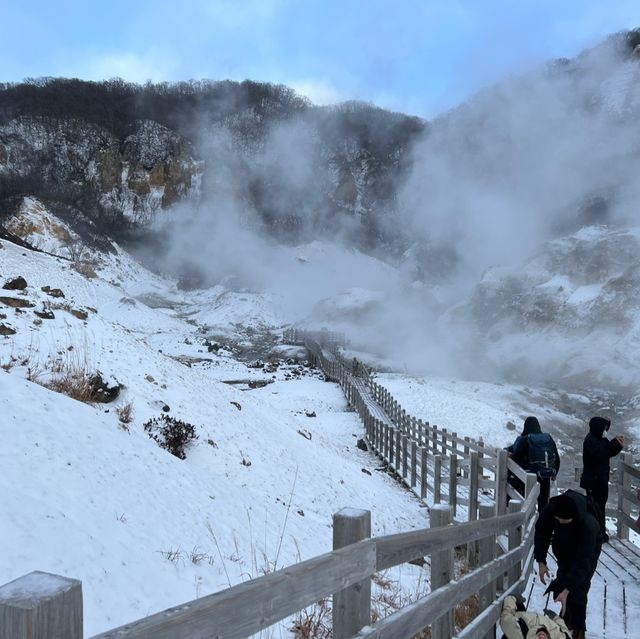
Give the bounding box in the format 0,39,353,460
342,355,640,638
290,331,640,638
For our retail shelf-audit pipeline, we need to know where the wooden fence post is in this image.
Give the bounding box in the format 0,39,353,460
402,434,409,480
617,452,633,541
507,500,523,587
495,449,508,516
524,472,538,503
421,447,428,499
431,506,454,639
411,441,418,488
448,454,458,517
0,571,83,639
383,424,389,460
333,509,372,639
468,451,479,522
478,504,497,639
389,427,395,469
434,455,442,503
467,450,480,566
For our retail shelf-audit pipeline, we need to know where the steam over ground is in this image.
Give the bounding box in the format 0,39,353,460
153,32,640,390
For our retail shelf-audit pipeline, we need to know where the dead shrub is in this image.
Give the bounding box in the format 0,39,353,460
143,414,198,459
291,598,332,639
47,368,96,403
117,401,134,427
454,593,480,631
46,368,120,404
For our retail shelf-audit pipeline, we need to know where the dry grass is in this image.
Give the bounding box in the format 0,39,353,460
454,593,480,630
46,367,96,403
1,354,17,372
117,401,134,427
291,598,332,639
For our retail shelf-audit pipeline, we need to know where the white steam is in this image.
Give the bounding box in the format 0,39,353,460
151,34,640,387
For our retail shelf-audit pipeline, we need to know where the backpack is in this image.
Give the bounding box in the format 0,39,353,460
526,433,558,480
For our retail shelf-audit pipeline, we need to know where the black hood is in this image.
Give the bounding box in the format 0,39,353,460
551,489,588,522
522,416,542,436
589,416,610,438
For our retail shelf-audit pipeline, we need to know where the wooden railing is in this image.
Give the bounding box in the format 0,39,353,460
0,491,539,639
292,329,510,523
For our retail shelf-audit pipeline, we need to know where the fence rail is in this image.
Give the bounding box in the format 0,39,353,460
3,329,638,639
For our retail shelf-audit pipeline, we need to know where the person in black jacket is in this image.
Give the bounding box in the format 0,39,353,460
506,416,560,511
579,416,624,541
534,490,602,639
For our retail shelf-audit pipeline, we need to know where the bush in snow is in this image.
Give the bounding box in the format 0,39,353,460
143,414,198,459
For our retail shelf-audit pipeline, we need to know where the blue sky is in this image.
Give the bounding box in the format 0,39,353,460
1,1,638,117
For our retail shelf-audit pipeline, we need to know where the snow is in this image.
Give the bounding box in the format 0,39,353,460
0,237,428,635
0,571,77,602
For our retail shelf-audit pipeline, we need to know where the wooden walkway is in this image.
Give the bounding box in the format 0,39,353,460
296,331,640,638
342,358,640,638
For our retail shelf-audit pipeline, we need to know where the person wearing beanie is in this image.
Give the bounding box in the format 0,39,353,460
506,416,560,511
534,489,602,639
579,415,624,541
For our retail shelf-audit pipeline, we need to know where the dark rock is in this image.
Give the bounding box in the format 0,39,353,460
356,438,370,452
506,421,517,431
305,410,316,418
3,276,27,290
34,309,55,320
361,468,372,476
70,309,88,320
0,323,16,335
0,296,34,308
162,404,170,412
88,372,121,403
41,286,65,298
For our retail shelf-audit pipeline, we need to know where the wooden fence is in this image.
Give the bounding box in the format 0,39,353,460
298,330,509,525
0,492,539,639
3,329,638,638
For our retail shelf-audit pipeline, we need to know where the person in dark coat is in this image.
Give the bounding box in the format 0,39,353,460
534,490,602,639
579,416,623,541
506,416,560,511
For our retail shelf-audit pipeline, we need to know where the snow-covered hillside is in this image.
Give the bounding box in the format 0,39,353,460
1,234,436,635
455,226,640,391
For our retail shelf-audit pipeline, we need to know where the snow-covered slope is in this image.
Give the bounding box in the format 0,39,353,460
0,235,433,635
453,226,640,390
